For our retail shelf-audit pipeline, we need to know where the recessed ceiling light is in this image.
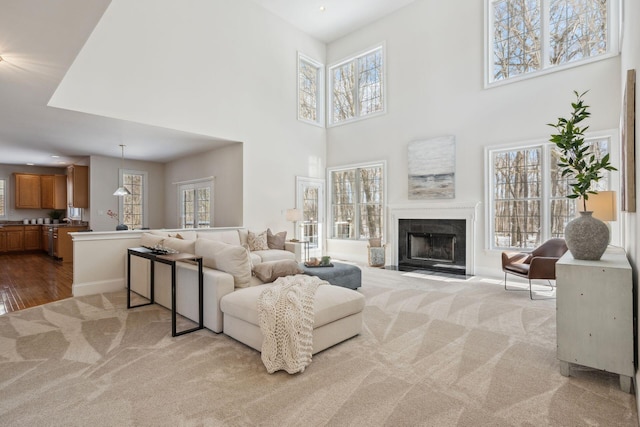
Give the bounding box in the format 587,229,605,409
26,163,34,166
319,6,326,12
51,155,60,158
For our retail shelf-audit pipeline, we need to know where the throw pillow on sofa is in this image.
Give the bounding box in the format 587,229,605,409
253,260,303,283
267,229,287,250
195,239,252,288
140,233,165,248
162,236,196,254
248,230,269,251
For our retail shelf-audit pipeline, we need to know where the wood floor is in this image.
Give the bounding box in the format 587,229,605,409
0,252,73,315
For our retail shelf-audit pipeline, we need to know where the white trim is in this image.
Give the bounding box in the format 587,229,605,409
177,177,215,228
172,176,214,185
484,0,621,88
326,160,387,241
388,202,480,275
0,177,6,218
327,42,387,127
296,176,325,252
484,129,620,250
297,52,325,127
118,168,148,229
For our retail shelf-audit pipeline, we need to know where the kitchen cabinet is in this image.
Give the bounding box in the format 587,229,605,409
556,247,634,393
0,229,6,252
24,225,41,250
5,226,24,251
14,173,41,209
56,226,87,262
41,175,67,210
67,165,89,208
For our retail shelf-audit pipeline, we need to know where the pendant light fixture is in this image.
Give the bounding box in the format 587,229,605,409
113,144,131,196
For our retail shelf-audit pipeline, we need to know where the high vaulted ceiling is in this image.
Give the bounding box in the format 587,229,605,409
0,0,414,167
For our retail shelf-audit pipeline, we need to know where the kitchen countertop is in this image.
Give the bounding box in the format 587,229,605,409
0,222,89,228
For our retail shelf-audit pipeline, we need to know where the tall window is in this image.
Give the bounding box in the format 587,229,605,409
329,45,385,126
298,53,324,126
487,137,612,249
0,179,6,217
487,0,616,84
329,162,385,240
120,170,147,230
178,178,213,228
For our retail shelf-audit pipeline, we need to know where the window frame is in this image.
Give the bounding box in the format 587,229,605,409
484,0,620,87
0,178,6,218
327,43,386,127
177,177,214,229
297,52,325,127
118,169,148,230
327,160,386,241
485,131,618,250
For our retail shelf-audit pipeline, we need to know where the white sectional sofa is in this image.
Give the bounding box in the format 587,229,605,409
128,228,299,333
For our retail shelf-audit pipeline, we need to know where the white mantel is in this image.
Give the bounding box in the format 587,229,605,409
388,201,481,275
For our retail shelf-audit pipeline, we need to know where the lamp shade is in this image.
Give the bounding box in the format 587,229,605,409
113,186,131,196
286,208,303,222
580,191,617,221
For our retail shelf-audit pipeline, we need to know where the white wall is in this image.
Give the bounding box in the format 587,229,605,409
88,155,165,231
325,0,622,276
620,0,640,411
164,143,243,228
49,0,327,234
0,164,69,221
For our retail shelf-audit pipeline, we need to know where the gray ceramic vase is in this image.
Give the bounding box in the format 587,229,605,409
564,211,608,260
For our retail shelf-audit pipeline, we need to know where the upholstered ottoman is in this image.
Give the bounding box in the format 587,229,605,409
220,281,365,354
300,262,362,289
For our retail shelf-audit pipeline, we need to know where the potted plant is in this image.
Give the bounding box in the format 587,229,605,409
548,90,617,260
48,210,64,224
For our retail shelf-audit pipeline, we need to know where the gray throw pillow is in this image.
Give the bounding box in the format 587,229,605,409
267,228,287,250
253,260,303,283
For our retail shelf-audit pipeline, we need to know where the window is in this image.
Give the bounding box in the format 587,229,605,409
0,179,5,217
487,0,617,84
178,178,213,228
297,53,324,126
329,162,385,240
487,137,612,249
119,170,147,230
329,45,385,125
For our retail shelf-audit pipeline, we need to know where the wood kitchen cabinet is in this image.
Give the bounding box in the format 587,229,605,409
5,226,24,251
14,173,41,209
41,175,67,210
67,165,89,208
24,225,41,250
56,226,87,262
0,229,6,252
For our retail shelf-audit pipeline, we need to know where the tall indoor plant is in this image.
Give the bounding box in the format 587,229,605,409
548,90,617,260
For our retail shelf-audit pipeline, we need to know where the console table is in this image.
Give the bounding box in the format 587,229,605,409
556,246,634,393
127,247,204,337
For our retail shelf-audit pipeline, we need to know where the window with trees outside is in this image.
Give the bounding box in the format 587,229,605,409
329,45,385,126
0,179,5,217
487,137,612,250
329,162,385,240
487,0,615,84
179,179,213,229
298,53,324,126
120,170,147,230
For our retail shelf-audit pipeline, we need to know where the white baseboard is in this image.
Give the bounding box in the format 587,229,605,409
72,278,125,297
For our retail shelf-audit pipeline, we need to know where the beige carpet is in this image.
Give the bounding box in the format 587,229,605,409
0,267,636,426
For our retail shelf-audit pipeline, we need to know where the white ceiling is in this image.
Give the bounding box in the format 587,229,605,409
250,0,416,43
0,0,414,167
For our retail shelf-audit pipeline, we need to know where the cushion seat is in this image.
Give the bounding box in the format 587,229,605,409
220,278,365,354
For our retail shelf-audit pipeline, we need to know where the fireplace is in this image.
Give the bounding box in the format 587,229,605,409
390,202,479,275
398,219,466,275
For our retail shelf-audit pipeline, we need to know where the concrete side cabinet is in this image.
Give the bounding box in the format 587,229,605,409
556,246,634,393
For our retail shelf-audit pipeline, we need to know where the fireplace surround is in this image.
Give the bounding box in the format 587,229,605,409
389,202,479,275
398,219,466,274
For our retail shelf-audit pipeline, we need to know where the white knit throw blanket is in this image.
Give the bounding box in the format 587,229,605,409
258,274,326,374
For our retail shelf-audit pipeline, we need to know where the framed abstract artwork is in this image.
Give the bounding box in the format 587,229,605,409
408,136,455,199
621,69,636,212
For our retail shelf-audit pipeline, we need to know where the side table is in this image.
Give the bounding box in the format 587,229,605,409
127,247,204,337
